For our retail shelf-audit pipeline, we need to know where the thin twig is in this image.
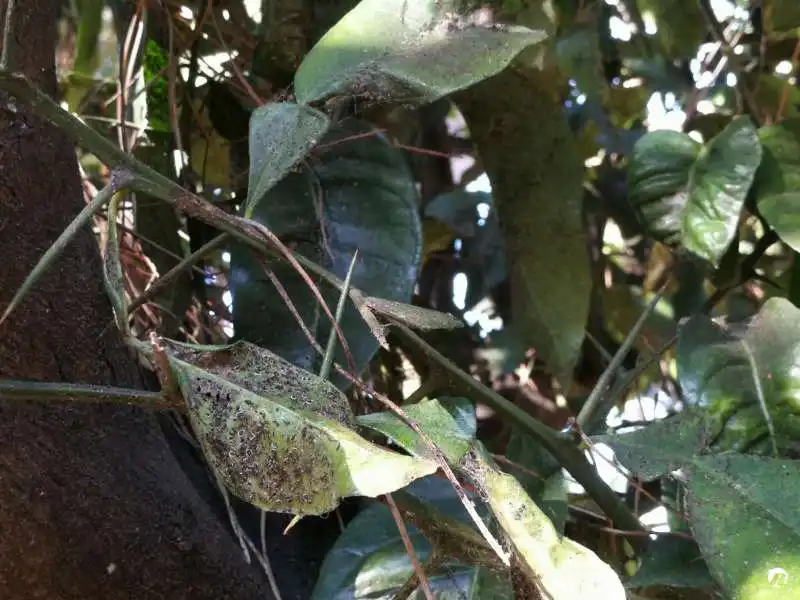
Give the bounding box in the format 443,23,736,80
319,250,358,380
388,322,649,552
334,359,512,564
577,287,666,429
129,232,229,314
385,493,435,600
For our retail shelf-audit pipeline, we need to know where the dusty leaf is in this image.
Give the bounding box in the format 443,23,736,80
163,340,436,515
686,453,800,599
245,102,330,217
462,444,626,599
294,0,547,105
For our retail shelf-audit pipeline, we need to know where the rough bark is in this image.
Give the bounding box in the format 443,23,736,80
0,2,274,597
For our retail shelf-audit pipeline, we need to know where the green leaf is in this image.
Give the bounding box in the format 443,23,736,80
753,119,800,252
629,117,761,266
163,339,436,515
677,298,800,455
505,427,567,532
312,476,512,599
629,130,702,244
597,410,711,480
357,397,476,464
685,453,800,599
636,0,706,58
464,444,626,598
230,118,421,389
765,0,800,37
294,0,548,106
683,116,762,264
245,102,330,217
744,73,800,120
555,24,606,101
456,67,591,386
626,536,715,590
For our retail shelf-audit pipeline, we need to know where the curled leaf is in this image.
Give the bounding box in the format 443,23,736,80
164,340,436,515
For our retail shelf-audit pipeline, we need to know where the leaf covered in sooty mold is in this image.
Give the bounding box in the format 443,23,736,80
163,339,437,516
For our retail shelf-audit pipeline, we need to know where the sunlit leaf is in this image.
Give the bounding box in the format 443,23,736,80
686,453,800,599
357,397,475,464
677,298,800,455
629,117,761,266
752,119,800,252
629,130,701,244
245,102,330,217
464,444,626,599
598,410,711,480
365,297,463,331
163,340,436,515
683,117,761,264
294,0,547,105
505,427,567,531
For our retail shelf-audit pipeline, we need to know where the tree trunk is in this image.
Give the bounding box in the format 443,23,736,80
0,2,274,597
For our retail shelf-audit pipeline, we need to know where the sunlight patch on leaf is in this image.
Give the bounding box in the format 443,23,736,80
462,444,626,599
294,0,547,106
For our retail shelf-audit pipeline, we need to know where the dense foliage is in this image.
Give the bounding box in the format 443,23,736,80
3,0,800,598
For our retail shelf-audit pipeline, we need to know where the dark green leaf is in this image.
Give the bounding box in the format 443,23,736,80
294,0,547,105
245,102,330,217
677,298,800,455
555,24,606,101
744,73,800,120
597,410,711,480
230,118,421,389
163,339,436,516
311,476,512,599
629,130,702,244
685,453,800,599
629,117,761,266
357,397,475,464
753,119,800,252
766,0,800,37
626,536,715,590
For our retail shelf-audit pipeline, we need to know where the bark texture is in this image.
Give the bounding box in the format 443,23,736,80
0,2,273,597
